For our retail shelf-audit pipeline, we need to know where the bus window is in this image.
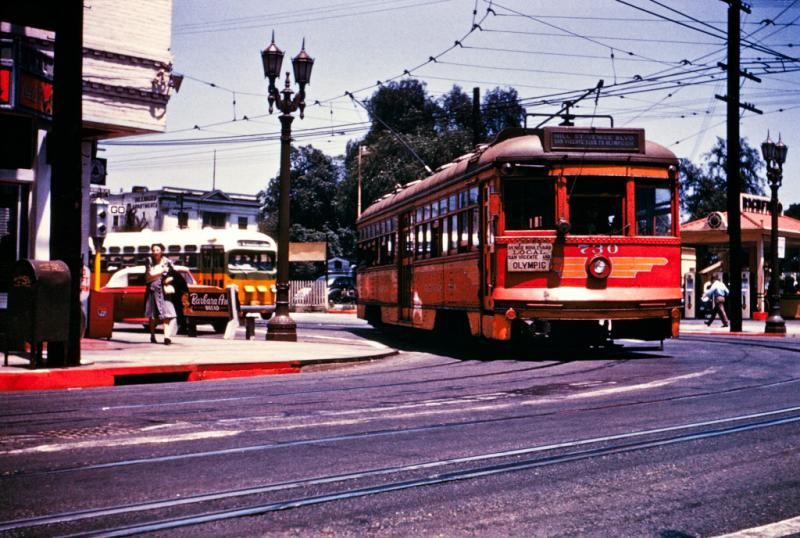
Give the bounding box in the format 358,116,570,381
228,250,275,277
503,179,555,230
636,184,673,236
568,178,624,235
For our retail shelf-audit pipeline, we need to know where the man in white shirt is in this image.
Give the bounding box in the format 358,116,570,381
703,275,729,327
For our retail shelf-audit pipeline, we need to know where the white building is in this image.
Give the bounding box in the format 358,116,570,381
105,186,260,232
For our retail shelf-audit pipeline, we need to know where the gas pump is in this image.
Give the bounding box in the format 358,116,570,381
683,272,696,319
741,270,751,319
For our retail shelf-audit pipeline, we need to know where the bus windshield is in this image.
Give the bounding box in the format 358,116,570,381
227,250,276,278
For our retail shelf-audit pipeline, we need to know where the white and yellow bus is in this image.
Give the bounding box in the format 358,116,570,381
93,229,277,318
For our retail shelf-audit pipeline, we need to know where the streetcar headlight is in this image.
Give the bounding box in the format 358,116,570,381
586,256,612,279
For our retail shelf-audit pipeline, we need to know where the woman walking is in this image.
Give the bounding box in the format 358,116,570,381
145,243,177,344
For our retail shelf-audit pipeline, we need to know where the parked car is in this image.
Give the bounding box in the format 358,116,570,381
96,265,229,332
327,276,356,305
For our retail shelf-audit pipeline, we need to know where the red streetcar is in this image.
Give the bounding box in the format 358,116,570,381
356,126,682,346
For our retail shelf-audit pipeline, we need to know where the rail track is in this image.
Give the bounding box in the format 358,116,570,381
2,405,799,536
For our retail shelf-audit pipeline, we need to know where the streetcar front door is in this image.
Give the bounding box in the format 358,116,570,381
398,211,414,321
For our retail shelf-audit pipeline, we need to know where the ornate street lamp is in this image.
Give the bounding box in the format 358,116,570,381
261,33,314,341
761,132,789,334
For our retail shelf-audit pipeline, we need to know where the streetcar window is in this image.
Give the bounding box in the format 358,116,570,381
450,214,458,253
458,212,469,251
471,207,480,248
503,179,555,230
441,217,449,253
439,198,448,215
636,185,673,236
430,220,441,257
469,186,479,205
568,178,624,235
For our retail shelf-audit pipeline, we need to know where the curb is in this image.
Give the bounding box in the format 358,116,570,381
681,330,790,338
0,349,398,392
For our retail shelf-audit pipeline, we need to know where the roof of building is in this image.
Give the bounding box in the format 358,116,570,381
681,211,800,237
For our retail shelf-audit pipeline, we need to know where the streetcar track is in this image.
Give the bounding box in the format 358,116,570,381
4,406,800,536
4,373,800,477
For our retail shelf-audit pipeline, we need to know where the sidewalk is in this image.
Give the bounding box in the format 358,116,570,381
2,315,798,392
0,312,396,392
680,317,800,337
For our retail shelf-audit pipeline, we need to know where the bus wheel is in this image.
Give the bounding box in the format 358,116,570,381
260,312,272,320
212,320,228,333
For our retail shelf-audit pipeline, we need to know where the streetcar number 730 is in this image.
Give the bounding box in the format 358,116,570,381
578,244,619,255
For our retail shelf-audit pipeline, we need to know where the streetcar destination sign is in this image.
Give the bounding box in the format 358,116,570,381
543,127,645,153
507,242,552,272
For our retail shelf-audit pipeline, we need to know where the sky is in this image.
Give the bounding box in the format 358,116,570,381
100,0,800,214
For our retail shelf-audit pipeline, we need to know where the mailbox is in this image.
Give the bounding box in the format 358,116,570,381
7,260,71,367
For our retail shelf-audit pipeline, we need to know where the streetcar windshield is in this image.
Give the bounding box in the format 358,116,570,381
635,184,673,236
568,178,625,235
503,178,555,230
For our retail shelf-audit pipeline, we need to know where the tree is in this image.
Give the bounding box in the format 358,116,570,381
364,79,438,140
679,137,766,222
482,86,524,139
258,145,347,269
785,202,800,220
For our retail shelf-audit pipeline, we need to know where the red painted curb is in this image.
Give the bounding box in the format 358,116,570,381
0,362,301,391
0,350,398,392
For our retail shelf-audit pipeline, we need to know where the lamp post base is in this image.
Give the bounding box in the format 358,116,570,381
764,313,786,334
267,313,297,341
267,282,297,342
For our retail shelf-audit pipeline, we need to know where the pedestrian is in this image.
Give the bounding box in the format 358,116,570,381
144,243,177,344
703,274,729,327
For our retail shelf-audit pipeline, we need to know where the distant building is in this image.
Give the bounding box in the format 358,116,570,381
105,186,260,232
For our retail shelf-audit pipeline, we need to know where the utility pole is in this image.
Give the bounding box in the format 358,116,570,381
472,87,482,147
49,2,84,366
356,145,371,220
719,0,754,332
212,150,217,190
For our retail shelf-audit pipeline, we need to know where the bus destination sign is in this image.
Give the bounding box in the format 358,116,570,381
544,128,644,153
507,242,552,272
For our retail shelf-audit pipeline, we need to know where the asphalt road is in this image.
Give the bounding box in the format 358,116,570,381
1,316,799,537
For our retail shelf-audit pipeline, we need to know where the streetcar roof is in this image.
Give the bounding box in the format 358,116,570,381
91,229,277,252
358,127,677,223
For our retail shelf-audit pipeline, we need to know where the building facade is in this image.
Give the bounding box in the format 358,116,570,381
0,1,175,300
681,193,800,318
103,186,260,232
